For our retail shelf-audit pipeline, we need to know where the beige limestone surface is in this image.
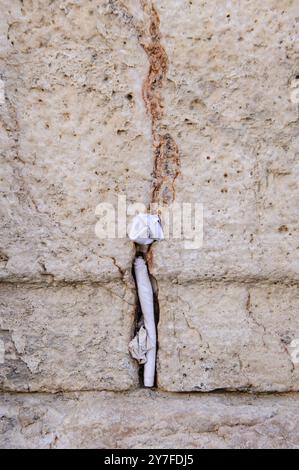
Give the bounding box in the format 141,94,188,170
0,0,299,449
0,282,138,392
157,281,299,391
1,390,299,449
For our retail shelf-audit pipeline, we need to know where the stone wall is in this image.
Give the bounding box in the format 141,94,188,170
0,0,298,448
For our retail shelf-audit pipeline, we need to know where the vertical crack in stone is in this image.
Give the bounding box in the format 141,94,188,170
108,0,180,387
107,0,181,205
138,2,180,386
149,270,160,386
139,1,181,206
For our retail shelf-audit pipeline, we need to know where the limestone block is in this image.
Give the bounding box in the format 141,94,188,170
151,0,299,282
157,281,299,392
0,283,138,391
0,390,299,449
0,0,152,283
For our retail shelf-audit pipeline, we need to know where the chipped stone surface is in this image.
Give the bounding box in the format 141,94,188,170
0,0,152,283
151,0,299,282
157,282,299,391
1,0,299,448
0,283,138,392
1,390,299,449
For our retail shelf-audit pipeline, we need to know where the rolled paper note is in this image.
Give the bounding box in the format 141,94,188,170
134,257,156,387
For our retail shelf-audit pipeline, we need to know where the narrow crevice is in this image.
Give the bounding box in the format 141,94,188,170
149,270,160,388
1,277,299,288
131,249,145,388
108,1,181,205
108,1,180,388
139,1,181,206
131,245,159,388
138,1,176,387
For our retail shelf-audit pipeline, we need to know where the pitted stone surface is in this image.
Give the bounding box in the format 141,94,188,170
1,390,299,449
0,0,152,283
0,283,138,392
157,282,299,392
151,0,299,282
0,0,299,448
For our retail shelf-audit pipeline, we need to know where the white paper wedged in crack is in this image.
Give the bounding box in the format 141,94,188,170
129,326,153,364
129,214,164,245
133,257,156,387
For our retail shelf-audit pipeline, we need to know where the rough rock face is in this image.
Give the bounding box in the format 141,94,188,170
0,0,144,393
157,282,299,391
149,0,299,392
0,0,299,448
152,0,299,282
1,391,299,449
0,0,151,283
0,283,137,392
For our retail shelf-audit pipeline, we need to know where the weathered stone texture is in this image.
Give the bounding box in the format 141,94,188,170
1,390,299,449
1,0,299,449
157,282,299,391
0,283,138,391
151,0,299,282
0,0,146,394
0,0,151,283
147,0,299,392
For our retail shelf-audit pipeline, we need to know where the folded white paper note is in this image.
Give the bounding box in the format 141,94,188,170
129,214,164,245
